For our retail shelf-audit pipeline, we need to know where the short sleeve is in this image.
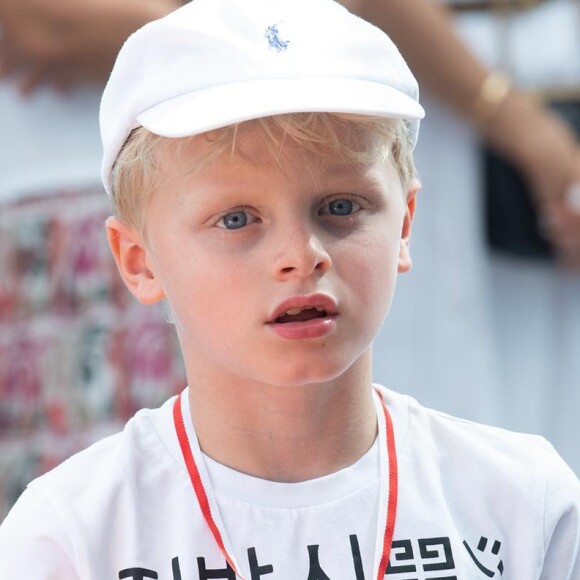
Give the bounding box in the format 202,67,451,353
0,486,80,580
539,442,580,580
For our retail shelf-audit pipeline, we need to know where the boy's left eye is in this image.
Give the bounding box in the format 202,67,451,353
216,209,257,230
319,198,361,216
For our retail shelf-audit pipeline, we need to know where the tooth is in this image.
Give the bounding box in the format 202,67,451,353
285,308,302,315
315,307,325,312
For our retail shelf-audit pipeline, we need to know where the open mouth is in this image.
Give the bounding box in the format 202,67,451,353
267,295,337,339
275,306,329,324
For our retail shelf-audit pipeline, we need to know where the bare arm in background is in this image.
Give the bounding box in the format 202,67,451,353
342,0,580,267
0,0,183,91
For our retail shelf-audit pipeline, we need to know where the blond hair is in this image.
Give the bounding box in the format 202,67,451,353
110,113,416,231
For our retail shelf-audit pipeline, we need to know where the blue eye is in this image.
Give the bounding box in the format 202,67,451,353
320,199,360,216
219,211,249,230
329,200,353,215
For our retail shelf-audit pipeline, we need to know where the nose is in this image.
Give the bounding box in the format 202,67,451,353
272,226,332,281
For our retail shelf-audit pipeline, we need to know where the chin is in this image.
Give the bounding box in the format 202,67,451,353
263,353,366,388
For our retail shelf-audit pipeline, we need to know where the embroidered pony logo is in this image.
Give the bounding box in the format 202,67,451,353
264,23,289,53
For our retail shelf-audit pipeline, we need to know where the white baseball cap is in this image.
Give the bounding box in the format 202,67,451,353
100,0,425,194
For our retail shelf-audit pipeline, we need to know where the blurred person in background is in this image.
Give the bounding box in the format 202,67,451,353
343,0,580,473
0,0,187,519
0,0,577,522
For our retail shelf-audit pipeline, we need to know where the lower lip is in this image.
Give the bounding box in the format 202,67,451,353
267,316,337,340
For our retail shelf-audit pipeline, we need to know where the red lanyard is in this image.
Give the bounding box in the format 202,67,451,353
173,388,398,579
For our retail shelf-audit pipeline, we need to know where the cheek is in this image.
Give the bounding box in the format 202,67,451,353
340,225,402,316
167,254,256,335
347,218,402,274
356,252,397,312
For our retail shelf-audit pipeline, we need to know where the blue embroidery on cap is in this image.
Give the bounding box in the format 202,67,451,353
265,24,289,53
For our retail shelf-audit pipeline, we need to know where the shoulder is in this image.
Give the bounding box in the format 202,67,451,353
31,395,178,500
378,383,573,478
377,385,580,577
0,395,181,577
0,485,81,579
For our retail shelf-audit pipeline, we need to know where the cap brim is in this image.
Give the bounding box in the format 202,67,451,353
137,77,424,140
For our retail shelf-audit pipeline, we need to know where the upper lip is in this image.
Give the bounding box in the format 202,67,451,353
267,294,338,323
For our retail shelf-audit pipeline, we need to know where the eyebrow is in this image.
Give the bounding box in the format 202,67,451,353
322,161,388,188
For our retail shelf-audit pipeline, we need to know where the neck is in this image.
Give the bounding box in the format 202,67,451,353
186,354,377,482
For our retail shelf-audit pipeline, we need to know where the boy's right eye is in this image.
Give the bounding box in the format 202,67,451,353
216,209,257,230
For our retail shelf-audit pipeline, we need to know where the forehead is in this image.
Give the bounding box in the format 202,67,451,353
151,128,403,213
160,117,393,181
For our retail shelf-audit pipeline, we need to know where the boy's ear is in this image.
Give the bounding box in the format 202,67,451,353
105,217,165,304
398,179,421,273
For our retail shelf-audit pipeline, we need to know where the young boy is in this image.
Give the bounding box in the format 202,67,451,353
0,0,578,578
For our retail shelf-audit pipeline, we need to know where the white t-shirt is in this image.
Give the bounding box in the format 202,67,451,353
0,385,578,579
